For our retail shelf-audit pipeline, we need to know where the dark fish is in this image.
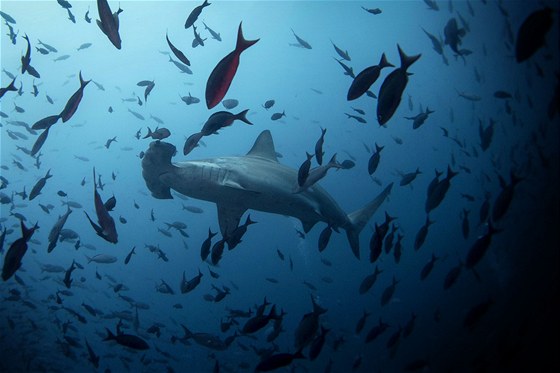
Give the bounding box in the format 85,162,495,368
271,110,286,121
421,27,444,55
205,22,259,109
414,215,434,251
340,159,355,169
184,0,211,29
84,168,118,243
425,166,457,213
314,127,326,165
255,351,304,372
365,318,390,343
380,277,399,306
402,313,417,338
124,246,135,264
465,222,500,270
104,328,149,350
180,92,200,105
63,260,77,288
355,311,370,335
54,54,70,61
347,53,393,101
331,40,350,61
59,71,90,122
183,132,204,155
420,253,438,280
192,25,205,47
201,109,252,135
309,326,329,360
359,265,382,294
297,152,314,187
85,339,99,368
443,261,463,290
200,228,217,261
443,18,466,55
166,33,190,66
67,9,76,23
105,136,117,148
181,269,203,293
227,214,256,250
515,8,553,62
262,99,275,109
0,77,17,99
128,108,144,120
400,167,421,186
494,90,512,99
362,7,382,15
29,169,52,200
96,0,123,49
47,207,72,253
294,297,326,351
479,119,494,151
143,127,170,140
369,224,384,263
367,143,383,175
31,126,51,157
334,58,355,78
377,45,421,125
290,28,312,49
210,237,226,265
345,113,366,123
85,7,92,23
57,0,72,9
405,107,434,129
2,221,38,281
317,225,332,252
463,299,493,331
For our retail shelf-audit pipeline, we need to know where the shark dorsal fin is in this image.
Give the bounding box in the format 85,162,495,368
246,130,278,162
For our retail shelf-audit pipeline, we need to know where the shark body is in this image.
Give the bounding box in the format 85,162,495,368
142,130,392,259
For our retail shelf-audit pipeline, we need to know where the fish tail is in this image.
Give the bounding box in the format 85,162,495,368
235,22,259,53
345,183,393,259
236,109,252,125
397,44,421,71
79,71,91,88
7,77,17,91
378,53,394,68
143,127,152,139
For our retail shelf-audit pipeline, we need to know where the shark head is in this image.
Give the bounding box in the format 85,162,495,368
142,140,176,199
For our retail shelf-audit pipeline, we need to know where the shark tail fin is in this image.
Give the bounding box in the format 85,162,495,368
345,183,393,259
141,141,176,199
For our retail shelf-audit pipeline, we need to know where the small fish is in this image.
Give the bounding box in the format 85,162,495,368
348,53,393,101
77,42,92,51
290,28,312,49
184,0,211,29
166,33,191,66
271,110,286,121
203,21,221,41
96,0,123,49
262,99,275,110
361,6,382,15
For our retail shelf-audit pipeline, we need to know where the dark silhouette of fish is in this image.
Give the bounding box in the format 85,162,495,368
96,0,123,49
515,8,553,63
348,53,393,101
59,71,90,122
290,28,312,49
84,168,118,243
166,33,190,66
2,221,38,281
29,169,52,200
205,22,259,109
184,0,211,29
0,77,17,99
104,328,149,350
377,45,421,125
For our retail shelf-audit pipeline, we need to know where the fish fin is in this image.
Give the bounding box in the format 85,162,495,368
300,219,317,233
345,183,393,259
397,44,421,71
217,204,246,237
245,130,278,162
96,19,107,36
84,211,104,236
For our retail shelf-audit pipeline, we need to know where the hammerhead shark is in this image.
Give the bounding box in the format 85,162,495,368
142,130,392,259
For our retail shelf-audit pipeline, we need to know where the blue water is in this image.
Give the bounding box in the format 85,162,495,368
1,1,558,372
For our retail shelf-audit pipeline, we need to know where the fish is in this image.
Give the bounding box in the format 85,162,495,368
314,128,327,165
290,28,312,49
192,24,205,47
205,22,259,108
348,53,393,101
184,0,211,29
29,169,52,200
515,8,553,62
181,269,203,293
143,127,170,140
443,18,466,55
166,33,190,66
345,113,366,123
425,166,457,213
262,99,275,109
57,0,72,9
297,152,313,187
85,339,99,368
84,168,118,243
67,8,76,23
365,318,390,343
222,99,239,109
0,10,16,23
180,92,200,105
420,253,439,280
492,173,522,222
47,207,72,253
377,45,421,125
63,260,77,288
203,21,221,41
362,7,382,15
168,55,192,74
294,154,342,193
255,351,304,371
479,119,494,151
200,109,252,136
85,7,92,23
463,299,493,331
271,111,286,121
380,276,399,306
96,0,123,49
142,130,393,259
414,215,434,251
86,254,117,264
59,72,91,122
104,328,149,350
421,27,444,55
465,222,500,270
38,39,57,52
105,136,117,148
359,265,382,294
405,107,434,129
368,143,383,175
2,221,38,281
331,40,350,61
294,297,326,350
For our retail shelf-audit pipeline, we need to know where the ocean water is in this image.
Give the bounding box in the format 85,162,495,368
1,0,559,372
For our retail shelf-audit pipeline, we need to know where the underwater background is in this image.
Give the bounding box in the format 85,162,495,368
1,0,559,372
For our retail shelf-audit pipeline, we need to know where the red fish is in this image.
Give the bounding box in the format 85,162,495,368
205,22,258,109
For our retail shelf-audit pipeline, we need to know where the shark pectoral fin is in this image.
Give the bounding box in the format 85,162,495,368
84,211,103,236
217,204,246,237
